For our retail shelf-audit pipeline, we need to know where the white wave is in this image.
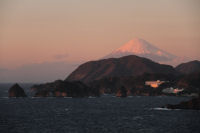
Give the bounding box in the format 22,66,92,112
88,96,96,98
0,97,9,99
153,107,172,110
132,116,144,120
152,107,181,111
65,108,69,111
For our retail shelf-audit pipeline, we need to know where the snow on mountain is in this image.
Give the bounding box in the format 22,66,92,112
104,38,187,66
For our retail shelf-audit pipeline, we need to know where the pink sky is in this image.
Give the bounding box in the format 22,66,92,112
0,0,200,81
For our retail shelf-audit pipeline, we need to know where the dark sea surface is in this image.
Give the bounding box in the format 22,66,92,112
0,83,200,133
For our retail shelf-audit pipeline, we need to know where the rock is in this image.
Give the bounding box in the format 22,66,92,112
163,97,200,110
8,83,27,97
116,86,127,97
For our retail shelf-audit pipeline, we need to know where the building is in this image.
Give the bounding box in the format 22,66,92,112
162,87,184,94
145,80,165,88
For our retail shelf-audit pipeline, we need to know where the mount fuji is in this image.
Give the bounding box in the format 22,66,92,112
104,38,186,66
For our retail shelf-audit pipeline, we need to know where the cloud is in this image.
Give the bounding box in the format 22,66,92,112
53,53,69,60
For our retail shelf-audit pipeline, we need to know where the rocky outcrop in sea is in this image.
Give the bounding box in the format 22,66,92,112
163,96,200,110
8,83,27,97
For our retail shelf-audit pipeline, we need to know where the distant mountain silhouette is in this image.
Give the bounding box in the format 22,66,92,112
175,60,200,74
66,55,177,83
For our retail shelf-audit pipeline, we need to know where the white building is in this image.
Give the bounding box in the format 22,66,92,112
162,87,184,94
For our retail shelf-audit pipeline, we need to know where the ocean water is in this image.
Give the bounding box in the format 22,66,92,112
0,84,200,133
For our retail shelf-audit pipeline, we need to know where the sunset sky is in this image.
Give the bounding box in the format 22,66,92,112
0,0,200,82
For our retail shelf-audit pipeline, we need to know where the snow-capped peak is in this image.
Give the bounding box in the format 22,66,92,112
113,38,157,54
104,38,181,65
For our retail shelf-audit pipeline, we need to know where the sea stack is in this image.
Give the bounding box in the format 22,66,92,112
8,83,27,97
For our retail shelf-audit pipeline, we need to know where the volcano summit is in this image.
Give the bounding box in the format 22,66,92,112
104,38,181,65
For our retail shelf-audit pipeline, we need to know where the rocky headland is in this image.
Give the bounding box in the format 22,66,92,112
163,96,200,110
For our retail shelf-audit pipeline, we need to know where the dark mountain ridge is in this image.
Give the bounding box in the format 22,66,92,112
66,55,177,83
175,60,200,74
24,57,200,98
